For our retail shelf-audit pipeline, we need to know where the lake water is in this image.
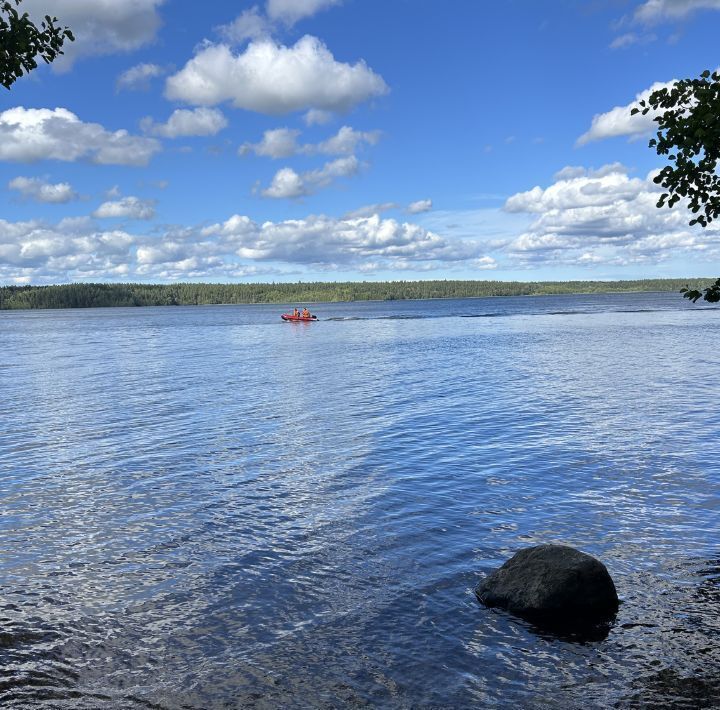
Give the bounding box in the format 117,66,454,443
1,292,719,708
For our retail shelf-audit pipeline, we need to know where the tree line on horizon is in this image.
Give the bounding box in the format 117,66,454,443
0,279,713,310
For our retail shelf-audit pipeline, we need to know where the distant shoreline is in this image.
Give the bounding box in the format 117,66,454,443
0,278,713,310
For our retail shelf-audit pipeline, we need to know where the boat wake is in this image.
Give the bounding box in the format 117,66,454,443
319,304,711,322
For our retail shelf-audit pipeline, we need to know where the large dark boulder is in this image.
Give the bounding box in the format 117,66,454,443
476,544,618,625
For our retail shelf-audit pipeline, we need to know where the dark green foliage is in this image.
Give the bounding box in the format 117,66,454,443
681,278,720,303
0,0,74,89
632,69,720,304
0,279,713,310
632,69,720,228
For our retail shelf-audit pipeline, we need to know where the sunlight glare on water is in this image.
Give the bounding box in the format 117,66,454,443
0,293,719,708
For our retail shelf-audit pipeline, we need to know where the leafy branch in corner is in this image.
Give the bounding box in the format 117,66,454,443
680,278,720,303
0,0,74,89
632,69,720,303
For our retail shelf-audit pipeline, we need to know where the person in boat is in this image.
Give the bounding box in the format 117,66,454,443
302,307,311,318
293,307,300,317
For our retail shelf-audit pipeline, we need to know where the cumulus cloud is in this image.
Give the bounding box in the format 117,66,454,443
407,199,433,214
0,107,161,166
217,0,341,46
471,256,497,270
240,125,379,158
314,126,380,154
200,212,488,268
141,108,228,138
8,176,78,203
634,0,720,23
0,209,495,282
218,7,272,43
93,196,156,220
261,155,361,198
0,217,136,283
261,167,306,199
506,164,642,214
576,80,673,145
165,36,388,114
218,0,341,44
503,163,720,267
21,0,165,69
116,63,167,91
240,128,301,158
550,162,629,184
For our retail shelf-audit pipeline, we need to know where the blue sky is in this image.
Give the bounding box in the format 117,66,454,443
2,0,720,284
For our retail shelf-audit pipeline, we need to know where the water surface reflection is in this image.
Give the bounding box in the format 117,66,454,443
0,294,718,707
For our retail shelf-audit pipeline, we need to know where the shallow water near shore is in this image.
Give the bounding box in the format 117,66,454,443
1,292,719,708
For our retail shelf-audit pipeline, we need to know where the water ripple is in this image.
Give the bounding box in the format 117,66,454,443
0,293,718,707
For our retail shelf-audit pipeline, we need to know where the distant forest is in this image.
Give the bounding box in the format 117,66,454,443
0,279,712,310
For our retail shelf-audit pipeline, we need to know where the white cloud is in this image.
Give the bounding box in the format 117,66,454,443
93,196,156,220
343,202,398,219
261,155,361,198
21,0,166,69
503,163,720,267
136,241,188,265
304,109,333,126
165,36,388,114
609,32,640,49
266,0,341,25
471,256,498,270
610,1,720,49
313,126,380,154
240,128,301,158
8,176,78,203
116,63,167,91
201,212,487,268
218,7,271,43
505,164,642,213
261,167,306,198
0,206,496,281
240,125,380,158
407,199,433,214
554,166,588,181
217,0,341,47
141,108,228,138
0,217,136,282
218,0,340,44
576,80,673,145
0,107,161,166
310,155,359,182
635,0,720,23
553,163,628,182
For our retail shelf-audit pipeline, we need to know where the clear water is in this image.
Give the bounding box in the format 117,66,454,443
1,292,718,708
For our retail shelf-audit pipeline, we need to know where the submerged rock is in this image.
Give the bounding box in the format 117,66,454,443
476,544,618,625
